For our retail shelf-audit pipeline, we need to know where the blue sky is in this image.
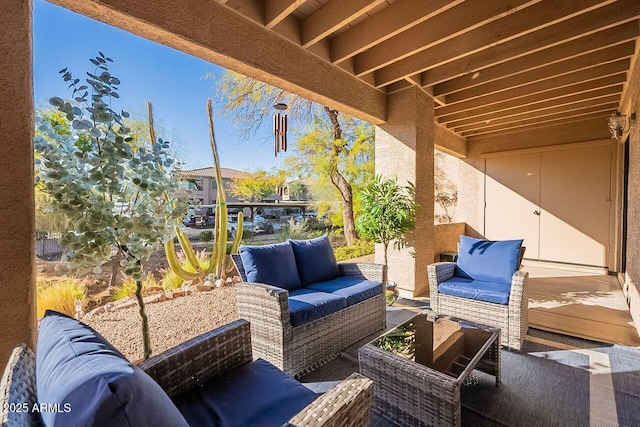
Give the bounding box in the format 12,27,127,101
33,0,283,171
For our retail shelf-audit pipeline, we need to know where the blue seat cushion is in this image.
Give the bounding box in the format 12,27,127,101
174,359,317,427
36,310,188,427
456,235,523,285
240,241,302,291
290,235,341,287
306,276,383,307
438,277,511,305
288,288,347,326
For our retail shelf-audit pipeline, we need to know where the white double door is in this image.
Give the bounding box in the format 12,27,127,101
485,144,611,268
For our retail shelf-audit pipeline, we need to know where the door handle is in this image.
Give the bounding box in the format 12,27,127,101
533,210,541,216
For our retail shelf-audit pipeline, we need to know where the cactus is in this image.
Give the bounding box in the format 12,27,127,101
158,99,244,283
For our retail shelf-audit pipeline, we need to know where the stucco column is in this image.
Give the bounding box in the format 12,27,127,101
0,0,36,365
375,87,434,297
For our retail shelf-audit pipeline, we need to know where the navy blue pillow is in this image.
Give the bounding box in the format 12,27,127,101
36,310,188,427
239,241,302,291
290,234,341,287
456,236,523,285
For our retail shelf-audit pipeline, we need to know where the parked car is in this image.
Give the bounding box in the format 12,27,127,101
182,208,197,227
252,215,274,234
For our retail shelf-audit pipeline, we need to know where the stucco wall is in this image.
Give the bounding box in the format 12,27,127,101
0,0,36,366
621,52,640,333
433,223,466,262
457,157,486,237
375,87,434,297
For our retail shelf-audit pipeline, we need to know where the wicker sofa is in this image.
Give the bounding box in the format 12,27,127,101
0,311,374,427
428,235,529,350
232,235,386,377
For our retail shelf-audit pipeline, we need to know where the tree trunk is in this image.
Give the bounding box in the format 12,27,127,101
382,243,388,286
134,278,152,360
323,107,359,245
107,254,123,291
330,171,358,245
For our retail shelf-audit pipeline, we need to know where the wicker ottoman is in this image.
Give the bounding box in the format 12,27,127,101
358,311,500,427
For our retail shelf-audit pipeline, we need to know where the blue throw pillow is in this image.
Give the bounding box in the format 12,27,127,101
239,241,302,291
456,236,523,285
290,234,341,287
36,310,188,427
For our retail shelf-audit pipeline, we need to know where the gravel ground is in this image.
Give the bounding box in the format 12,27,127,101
85,286,239,362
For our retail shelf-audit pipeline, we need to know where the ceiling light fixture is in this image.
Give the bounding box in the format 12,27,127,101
608,111,636,139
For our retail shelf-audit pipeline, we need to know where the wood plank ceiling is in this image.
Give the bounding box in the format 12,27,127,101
216,0,640,139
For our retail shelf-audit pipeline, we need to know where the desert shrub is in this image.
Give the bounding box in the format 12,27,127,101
37,279,86,319
112,276,159,301
276,224,324,242
199,230,213,242
333,240,375,262
161,250,210,290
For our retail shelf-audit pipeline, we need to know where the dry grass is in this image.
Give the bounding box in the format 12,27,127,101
37,278,86,318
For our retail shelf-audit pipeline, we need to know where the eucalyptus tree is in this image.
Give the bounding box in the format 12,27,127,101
214,71,374,245
34,53,185,360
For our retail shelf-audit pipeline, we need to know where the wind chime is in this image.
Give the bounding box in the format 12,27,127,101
273,103,288,157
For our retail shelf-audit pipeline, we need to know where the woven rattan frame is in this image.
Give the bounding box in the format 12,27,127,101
2,320,374,427
427,262,529,350
0,344,42,427
358,313,501,427
233,255,387,377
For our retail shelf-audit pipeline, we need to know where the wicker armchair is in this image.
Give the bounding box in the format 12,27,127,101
428,262,529,350
1,319,374,427
233,255,387,377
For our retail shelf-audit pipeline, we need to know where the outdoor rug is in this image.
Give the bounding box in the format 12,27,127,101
301,303,640,427
461,328,640,427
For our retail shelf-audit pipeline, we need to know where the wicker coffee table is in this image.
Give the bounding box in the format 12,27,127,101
358,311,500,427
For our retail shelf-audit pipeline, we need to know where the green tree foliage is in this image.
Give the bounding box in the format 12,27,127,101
356,175,417,285
287,180,309,201
34,54,185,359
285,112,374,229
214,71,374,245
230,169,284,202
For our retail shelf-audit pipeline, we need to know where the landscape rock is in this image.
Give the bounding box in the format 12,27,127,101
196,283,213,292
114,300,137,310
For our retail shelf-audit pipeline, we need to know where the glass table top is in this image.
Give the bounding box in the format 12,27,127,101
371,312,497,379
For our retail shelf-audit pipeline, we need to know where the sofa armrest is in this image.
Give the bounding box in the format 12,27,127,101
286,373,373,427
139,319,252,399
235,282,291,325
427,262,457,310
338,262,384,282
509,270,529,305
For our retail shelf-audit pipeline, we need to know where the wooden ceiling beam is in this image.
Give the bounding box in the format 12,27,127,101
462,110,615,138
448,93,621,129
455,100,620,134
437,75,625,123
373,0,611,87
434,24,639,97
354,0,538,76
445,43,635,104
330,0,462,64
437,59,630,115
49,0,387,123
265,0,305,29
301,0,386,48
224,0,263,23
421,0,640,88
466,116,611,154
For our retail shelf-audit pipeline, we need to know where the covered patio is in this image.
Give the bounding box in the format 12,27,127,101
2,0,640,424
